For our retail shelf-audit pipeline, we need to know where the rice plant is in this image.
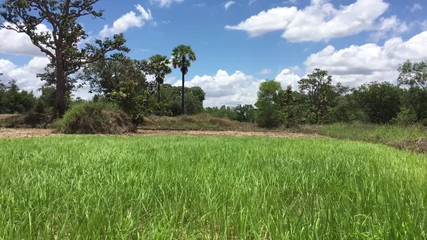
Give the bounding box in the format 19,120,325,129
0,136,426,239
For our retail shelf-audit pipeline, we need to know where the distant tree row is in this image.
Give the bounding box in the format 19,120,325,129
252,60,426,128
206,60,427,128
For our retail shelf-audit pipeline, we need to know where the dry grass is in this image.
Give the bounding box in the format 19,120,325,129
141,113,259,131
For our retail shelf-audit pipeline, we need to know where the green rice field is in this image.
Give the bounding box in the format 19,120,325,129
0,135,426,239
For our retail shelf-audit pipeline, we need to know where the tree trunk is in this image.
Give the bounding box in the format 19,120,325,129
55,52,66,117
181,71,185,115
157,82,161,103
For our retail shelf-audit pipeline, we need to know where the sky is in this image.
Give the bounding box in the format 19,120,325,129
0,0,426,107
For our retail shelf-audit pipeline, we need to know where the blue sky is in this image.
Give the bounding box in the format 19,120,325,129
1,0,427,106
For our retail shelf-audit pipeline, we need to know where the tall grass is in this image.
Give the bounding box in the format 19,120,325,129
300,122,427,153
0,136,426,238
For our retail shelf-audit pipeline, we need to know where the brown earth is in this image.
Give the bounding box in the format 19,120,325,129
0,128,321,139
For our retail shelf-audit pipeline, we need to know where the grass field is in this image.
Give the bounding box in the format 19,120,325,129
299,123,427,153
1,135,426,239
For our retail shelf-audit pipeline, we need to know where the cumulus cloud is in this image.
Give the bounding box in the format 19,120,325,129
0,23,51,56
0,57,49,93
226,0,389,42
172,70,263,107
370,16,409,42
304,31,427,87
100,4,152,37
275,68,301,90
168,68,306,107
149,0,184,7
224,1,236,10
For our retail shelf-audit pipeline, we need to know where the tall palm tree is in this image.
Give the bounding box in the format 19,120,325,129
171,45,196,115
144,54,172,103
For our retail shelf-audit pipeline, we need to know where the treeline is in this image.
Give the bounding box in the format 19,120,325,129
1,43,203,124
0,81,205,119
207,60,427,128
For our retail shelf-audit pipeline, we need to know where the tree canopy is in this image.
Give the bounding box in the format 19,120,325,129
0,0,128,115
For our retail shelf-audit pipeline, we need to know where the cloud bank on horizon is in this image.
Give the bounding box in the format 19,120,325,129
0,0,426,107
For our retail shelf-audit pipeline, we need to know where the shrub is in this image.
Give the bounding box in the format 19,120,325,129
56,102,136,134
392,108,417,126
3,111,51,128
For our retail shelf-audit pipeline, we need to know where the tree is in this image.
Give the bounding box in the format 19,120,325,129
298,69,337,123
0,80,36,114
255,80,281,128
397,60,427,121
171,45,196,115
353,82,401,124
142,54,171,103
278,85,299,128
82,53,149,123
0,0,128,116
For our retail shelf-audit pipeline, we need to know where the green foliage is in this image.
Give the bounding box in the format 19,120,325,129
171,45,197,73
33,86,56,114
301,122,427,153
392,107,418,126
158,84,205,116
1,136,426,238
56,101,135,134
142,113,256,131
298,69,338,123
0,80,36,114
398,60,427,121
171,45,196,114
278,85,301,128
255,80,281,128
141,54,172,103
0,0,128,115
83,53,149,123
353,82,402,124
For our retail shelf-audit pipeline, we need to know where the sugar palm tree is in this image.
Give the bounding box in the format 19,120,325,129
143,54,172,103
171,45,196,114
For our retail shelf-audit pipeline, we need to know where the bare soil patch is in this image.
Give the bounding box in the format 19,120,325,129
0,128,320,139
0,128,56,138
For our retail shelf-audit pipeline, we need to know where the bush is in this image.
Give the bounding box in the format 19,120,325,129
392,108,417,126
3,111,51,128
56,102,136,134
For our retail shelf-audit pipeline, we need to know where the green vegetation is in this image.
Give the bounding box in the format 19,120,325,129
0,136,426,238
300,123,427,153
0,80,36,114
141,113,257,131
55,101,135,134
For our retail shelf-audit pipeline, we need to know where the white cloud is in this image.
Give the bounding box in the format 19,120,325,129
100,4,152,37
226,6,298,37
275,68,301,90
304,31,427,87
0,23,51,56
370,16,409,42
174,70,263,107
410,3,422,12
149,0,184,7
169,68,305,107
226,0,389,42
224,1,236,10
0,57,49,94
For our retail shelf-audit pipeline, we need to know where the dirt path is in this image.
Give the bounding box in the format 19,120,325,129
0,128,321,139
